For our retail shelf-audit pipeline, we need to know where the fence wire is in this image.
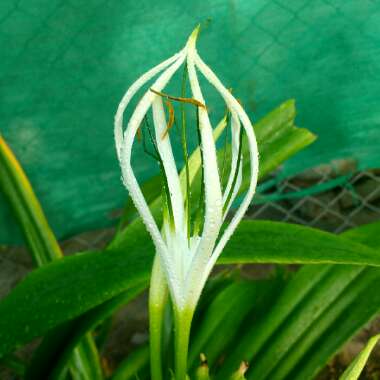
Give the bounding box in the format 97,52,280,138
2,166,379,257
61,166,380,252
250,167,380,234
1,0,380,244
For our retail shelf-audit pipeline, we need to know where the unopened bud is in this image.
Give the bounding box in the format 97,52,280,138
195,353,210,380
230,361,249,380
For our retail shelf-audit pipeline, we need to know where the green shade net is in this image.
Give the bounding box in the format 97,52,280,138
1,0,379,244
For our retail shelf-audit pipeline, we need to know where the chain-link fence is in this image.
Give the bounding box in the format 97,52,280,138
1,0,380,244
5,166,378,254
56,166,380,252
251,166,380,233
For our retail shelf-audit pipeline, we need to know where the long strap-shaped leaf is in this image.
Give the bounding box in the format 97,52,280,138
25,285,145,380
220,221,380,267
339,334,380,380
111,344,150,380
188,281,258,367
285,224,380,380
188,278,282,371
0,136,103,379
246,266,368,380
0,136,61,265
216,221,380,380
1,220,380,360
271,269,379,380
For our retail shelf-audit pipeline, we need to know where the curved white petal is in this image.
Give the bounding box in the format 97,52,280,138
119,54,186,305
194,52,259,278
179,116,227,193
152,96,185,234
183,31,223,309
115,49,186,160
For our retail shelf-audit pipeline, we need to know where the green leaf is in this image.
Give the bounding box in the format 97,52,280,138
253,121,316,187
194,269,238,318
1,135,105,379
220,221,380,267
254,100,297,142
25,286,145,380
339,334,380,380
111,344,150,380
188,281,258,367
0,222,153,358
2,221,380,360
0,135,103,378
248,266,374,380
0,136,62,265
217,265,364,380
287,267,380,380
279,223,380,380
343,220,380,247
217,222,380,380
69,336,103,380
189,276,283,372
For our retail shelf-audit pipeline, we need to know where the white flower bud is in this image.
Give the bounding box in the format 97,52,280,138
115,26,259,311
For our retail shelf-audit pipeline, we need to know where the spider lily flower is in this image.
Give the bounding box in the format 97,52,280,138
114,26,259,313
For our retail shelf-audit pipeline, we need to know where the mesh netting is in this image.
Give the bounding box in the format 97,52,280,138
251,168,380,233
1,167,379,258
1,0,380,243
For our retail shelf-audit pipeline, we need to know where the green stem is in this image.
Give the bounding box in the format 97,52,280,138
149,256,168,380
174,306,195,380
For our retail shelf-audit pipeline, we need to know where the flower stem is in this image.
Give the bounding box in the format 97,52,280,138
149,256,168,380
174,306,194,380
